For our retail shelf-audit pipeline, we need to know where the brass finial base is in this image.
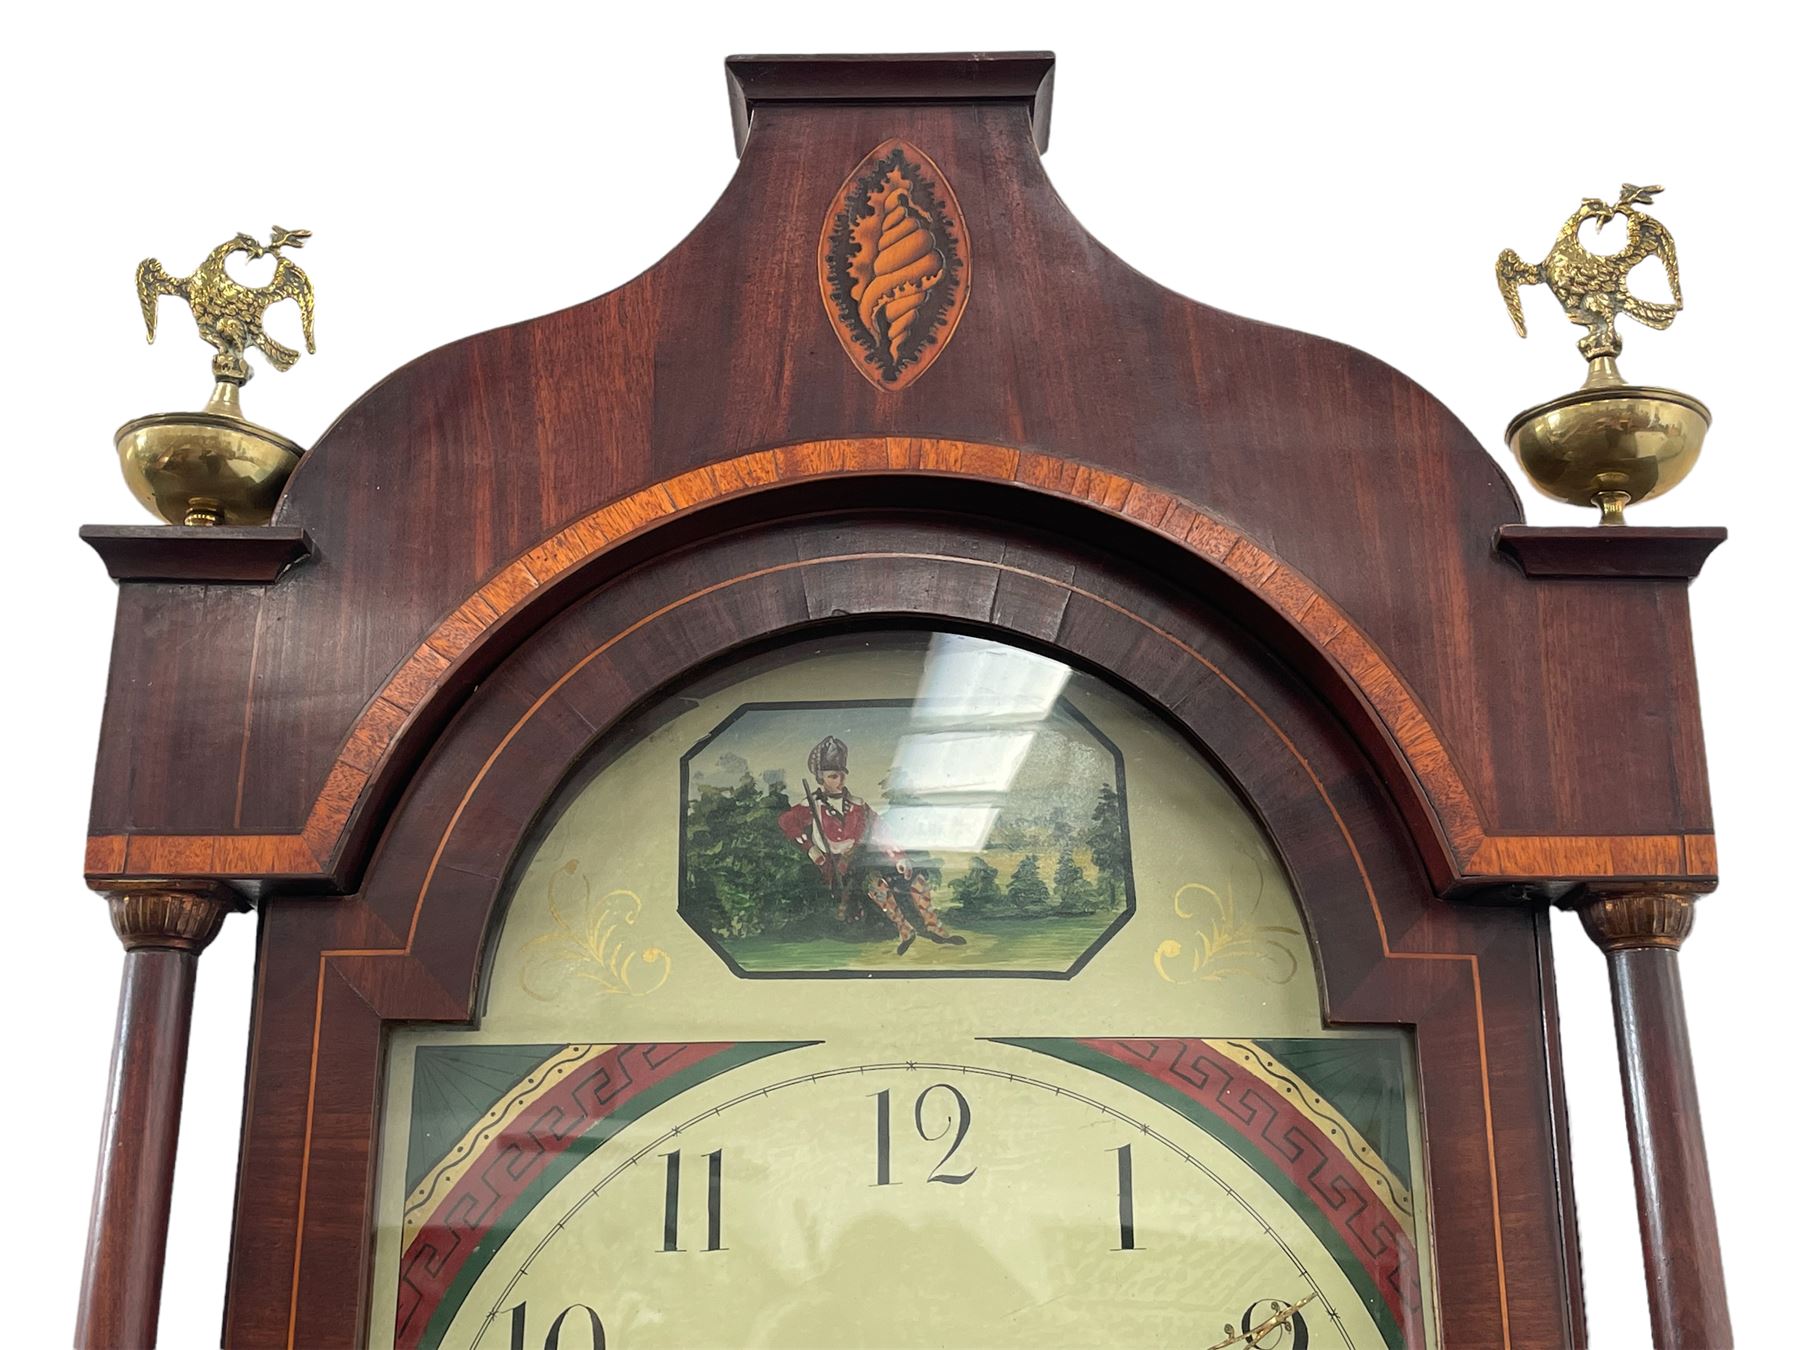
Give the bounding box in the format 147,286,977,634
120,227,317,526
1504,356,1710,525
114,381,303,527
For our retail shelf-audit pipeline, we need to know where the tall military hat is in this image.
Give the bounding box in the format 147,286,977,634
808,735,849,777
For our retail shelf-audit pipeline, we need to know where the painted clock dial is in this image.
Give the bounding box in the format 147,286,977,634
367,633,1438,1349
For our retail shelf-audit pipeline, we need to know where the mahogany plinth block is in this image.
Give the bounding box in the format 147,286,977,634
1576,890,1732,1346
725,52,1055,154
76,888,238,1350
1496,525,1726,579
81,523,312,583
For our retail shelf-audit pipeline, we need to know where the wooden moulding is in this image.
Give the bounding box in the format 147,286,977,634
724,52,1056,155
83,441,1718,899
80,524,312,583
1495,525,1726,579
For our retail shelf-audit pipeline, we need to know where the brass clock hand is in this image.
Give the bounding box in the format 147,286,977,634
1204,1294,1317,1349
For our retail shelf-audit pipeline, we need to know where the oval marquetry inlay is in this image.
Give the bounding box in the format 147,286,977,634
818,139,969,390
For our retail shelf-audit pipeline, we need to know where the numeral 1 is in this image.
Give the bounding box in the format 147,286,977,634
1112,1143,1137,1250
871,1089,893,1185
660,1151,680,1251
706,1147,723,1251
659,1148,724,1252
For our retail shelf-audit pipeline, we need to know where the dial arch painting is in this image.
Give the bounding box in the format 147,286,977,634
677,635,1137,977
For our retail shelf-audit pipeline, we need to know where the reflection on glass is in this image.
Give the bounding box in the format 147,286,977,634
912,632,1072,723
887,635,1074,853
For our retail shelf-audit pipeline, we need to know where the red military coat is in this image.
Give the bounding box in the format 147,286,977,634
779,791,885,881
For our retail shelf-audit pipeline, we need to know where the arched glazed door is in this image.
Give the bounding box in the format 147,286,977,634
227,512,1575,1347
374,626,1434,1349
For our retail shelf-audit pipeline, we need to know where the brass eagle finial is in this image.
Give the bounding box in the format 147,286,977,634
1495,184,1709,526
135,227,316,384
1496,185,1682,360
116,228,318,527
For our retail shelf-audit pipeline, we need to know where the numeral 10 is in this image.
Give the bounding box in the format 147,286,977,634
506,1302,605,1350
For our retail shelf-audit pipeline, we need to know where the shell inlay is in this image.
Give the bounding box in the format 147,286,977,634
818,139,969,390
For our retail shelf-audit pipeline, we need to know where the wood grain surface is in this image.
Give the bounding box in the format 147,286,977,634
224,517,1582,1348
83,97,1715,905
75,58,1733,1347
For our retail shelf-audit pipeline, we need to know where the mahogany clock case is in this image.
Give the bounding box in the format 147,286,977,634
64,50,1735,1350
243,508,1581,1346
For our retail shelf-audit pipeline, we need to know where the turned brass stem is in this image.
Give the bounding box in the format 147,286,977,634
1594,490,1631,525
1583,356,1625,389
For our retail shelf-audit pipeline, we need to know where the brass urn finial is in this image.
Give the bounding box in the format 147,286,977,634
115,227,316,526
1496,186,1709,525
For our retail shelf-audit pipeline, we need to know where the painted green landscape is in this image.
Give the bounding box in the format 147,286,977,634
723,909,1121,972
679,702,1134,975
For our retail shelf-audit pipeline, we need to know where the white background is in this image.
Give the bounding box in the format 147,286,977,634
3,3,1789,1346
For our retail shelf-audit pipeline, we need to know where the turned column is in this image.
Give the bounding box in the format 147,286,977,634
1578,889,1732,1347
75,885,239,1350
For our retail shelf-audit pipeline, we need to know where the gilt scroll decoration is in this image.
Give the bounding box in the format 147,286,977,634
818,139,969,390
519,859,671,1001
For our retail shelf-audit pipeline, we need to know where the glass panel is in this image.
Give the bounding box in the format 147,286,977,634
368,631,1437,1349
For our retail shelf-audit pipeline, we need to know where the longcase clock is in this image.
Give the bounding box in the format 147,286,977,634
73,53,1731,1349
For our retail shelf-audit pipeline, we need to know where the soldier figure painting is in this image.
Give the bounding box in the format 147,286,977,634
678,691,1134,977
778,735,966,955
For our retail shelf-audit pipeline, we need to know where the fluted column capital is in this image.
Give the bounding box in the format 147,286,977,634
102,883,242,954
1576,888,1697,953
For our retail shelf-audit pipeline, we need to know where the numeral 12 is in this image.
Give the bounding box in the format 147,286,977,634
659,1148,724,1252
871,1083,977,1185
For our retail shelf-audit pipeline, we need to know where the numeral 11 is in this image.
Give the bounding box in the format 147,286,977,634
659,1148,724,1252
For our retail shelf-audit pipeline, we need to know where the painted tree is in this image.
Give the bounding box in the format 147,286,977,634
1007,854,1052,912
949,855,1003,916
1052,848,1099,913
684,774,821,938
1086,785,1129,908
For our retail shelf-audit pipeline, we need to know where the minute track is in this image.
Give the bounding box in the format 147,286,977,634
471,1057,1349,1350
